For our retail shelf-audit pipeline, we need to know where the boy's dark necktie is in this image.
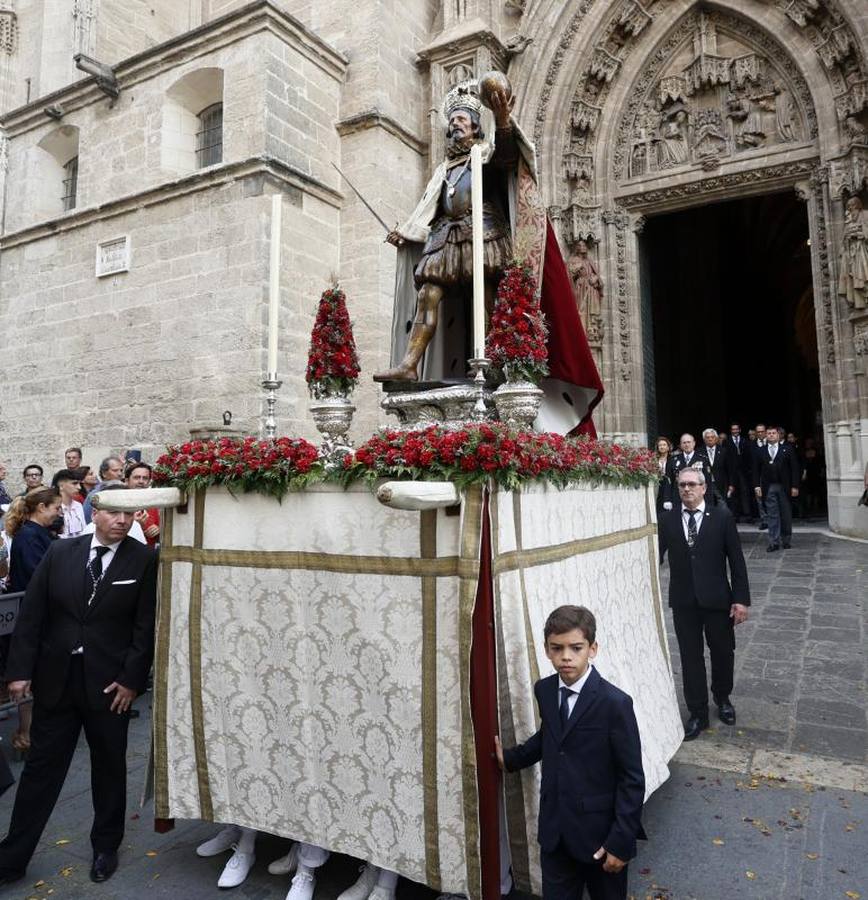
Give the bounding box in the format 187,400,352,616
86,545,110,605
559,686,572,730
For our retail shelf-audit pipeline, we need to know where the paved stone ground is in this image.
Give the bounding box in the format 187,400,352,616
0,528,865,900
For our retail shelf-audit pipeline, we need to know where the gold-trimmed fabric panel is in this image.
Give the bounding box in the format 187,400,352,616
420,509,441,891
188,491,213,820
153,508,174,817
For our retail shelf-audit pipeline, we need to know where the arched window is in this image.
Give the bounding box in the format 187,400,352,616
62,155,79,210
161,68,224,175
196,103,223,168
31,125,80,220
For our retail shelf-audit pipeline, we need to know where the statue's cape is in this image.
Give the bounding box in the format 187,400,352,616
390,121,603,435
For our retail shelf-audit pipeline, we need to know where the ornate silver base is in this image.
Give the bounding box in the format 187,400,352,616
309,393,355,459
381,383,497,429
492,378,543,428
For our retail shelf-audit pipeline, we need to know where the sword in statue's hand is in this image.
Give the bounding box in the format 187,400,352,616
330,162,404,245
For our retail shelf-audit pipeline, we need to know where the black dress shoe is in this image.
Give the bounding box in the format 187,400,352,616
683,715,709,741
717,700,736,726
782,542,791,549
0,870,25,888
90,851,118,883
758,522,768,530
766,543,779,552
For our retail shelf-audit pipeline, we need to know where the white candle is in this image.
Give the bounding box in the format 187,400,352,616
267,193,282,376
470,143,485,359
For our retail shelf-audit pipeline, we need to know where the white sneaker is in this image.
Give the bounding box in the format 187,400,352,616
197,825,240,857
368,885,396,900
269,843,299,875
337,864,381,900
217,846,256,888
285,870,316,900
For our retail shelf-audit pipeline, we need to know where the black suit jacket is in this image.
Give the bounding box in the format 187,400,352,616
752,442,801,496
658,504,750,611
5,534,157,710
503,668,646,862
702,445,733,500
663,450,712,505
723,435,751,476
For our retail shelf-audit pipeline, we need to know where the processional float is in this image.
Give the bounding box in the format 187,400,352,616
95,72,682,900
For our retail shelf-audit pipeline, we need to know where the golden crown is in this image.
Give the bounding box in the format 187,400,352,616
442,81,483,121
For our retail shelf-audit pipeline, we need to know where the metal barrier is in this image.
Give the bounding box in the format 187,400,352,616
0,592,23,716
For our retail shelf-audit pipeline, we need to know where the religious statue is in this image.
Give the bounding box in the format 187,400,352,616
373,72,603,436
838,195,868,310
568,240,603,345
373,76,522,382
656,104,690,168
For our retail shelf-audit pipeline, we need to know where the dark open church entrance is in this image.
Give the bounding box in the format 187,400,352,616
641,192,820,449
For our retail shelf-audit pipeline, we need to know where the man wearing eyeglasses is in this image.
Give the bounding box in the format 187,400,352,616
659,470,751,742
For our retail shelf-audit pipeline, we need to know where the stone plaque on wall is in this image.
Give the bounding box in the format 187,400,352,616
95,235,131,277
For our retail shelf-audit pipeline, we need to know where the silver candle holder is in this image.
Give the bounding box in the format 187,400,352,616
468,356,490,421
261,373,283,439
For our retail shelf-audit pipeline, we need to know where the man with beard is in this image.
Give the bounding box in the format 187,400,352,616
374,81,516,382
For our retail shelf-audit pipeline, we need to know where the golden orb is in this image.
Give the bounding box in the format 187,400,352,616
478,70,512,110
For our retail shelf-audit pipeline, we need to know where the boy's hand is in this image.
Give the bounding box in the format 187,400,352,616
494,735,505,771
593,847,626,874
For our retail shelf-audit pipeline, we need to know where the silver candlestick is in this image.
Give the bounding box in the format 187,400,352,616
468,356,490,421
261,373,283,439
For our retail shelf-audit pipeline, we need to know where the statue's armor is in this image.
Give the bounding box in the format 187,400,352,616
414,134,517,289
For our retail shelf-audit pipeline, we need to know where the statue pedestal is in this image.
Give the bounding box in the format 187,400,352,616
380,380,496,428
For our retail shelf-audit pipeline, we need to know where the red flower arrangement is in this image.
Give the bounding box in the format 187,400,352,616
305,284,360,397
153,436,322,499
485,264,549,383
342,424,658,491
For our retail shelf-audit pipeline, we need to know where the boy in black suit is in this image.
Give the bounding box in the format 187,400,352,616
495,606,645,900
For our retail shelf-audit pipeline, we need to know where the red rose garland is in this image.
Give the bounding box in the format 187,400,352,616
485,264,549,383
305,284,360,396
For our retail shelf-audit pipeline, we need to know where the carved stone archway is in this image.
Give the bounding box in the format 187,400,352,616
510,0,868,535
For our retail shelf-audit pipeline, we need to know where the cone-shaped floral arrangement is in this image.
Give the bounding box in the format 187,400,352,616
485,263,549,384
305,283,360,399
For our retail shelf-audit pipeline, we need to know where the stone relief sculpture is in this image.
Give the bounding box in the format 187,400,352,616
621,14,807,180
838,195,868,310
569,239,604,346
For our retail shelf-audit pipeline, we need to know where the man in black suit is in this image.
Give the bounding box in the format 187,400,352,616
751,423,769,527
662,433,712,508
496,605,645,900
701,428,733,507
0,487,157,886
659,469,750,741
753,425,801,552
723,422,752,521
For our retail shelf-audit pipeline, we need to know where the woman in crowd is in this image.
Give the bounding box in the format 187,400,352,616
4,487,62,753
655,435,673,518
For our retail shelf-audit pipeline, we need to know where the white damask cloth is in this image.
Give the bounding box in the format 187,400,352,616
153,481,679,898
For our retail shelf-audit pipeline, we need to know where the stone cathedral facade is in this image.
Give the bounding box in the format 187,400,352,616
1,0,867,536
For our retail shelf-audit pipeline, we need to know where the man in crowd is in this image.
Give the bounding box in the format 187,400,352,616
51,469,86,539
125,462,160,547
751,424,769,528
0,464,11,507
0,486,158,887
64,448,83,470
723,422,752,522
701,428,733,507
82,457,125,523
21,465,45,495
663,434,712,509
754,425,801,552
659,470,750,741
